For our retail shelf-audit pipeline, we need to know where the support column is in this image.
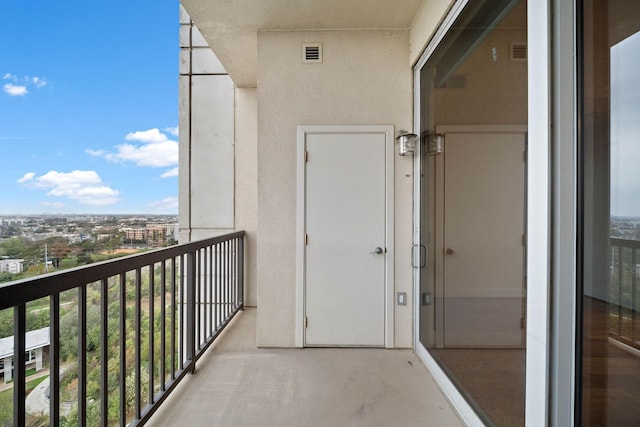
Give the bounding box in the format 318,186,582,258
178,4,235,243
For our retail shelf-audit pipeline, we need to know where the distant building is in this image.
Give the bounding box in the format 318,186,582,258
123,224,176,247
0,327,49,383
0,218,26,226
147,225,168,247
0,259,24,274
123,227,147,242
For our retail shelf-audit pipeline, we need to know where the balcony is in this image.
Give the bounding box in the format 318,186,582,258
0,231,462,427
146,308,461,426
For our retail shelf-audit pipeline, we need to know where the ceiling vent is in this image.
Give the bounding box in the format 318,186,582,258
302,43,322,64
510,41,527,62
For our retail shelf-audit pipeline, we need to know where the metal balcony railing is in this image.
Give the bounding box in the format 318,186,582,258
609,237,640,348
0,231,245,427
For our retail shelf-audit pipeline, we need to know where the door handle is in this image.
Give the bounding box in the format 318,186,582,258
370,247,384,254
446,247,456,255
412,244,427,268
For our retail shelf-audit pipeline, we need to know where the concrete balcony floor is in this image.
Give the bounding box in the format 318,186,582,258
147,308,463,427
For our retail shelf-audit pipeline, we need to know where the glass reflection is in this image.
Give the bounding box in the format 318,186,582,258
580,0,640,425
418,0,527,425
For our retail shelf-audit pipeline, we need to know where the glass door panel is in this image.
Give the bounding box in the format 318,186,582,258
579,1,640,424
417,1,527,425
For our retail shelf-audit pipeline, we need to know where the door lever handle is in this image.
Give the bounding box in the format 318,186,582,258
446,247,456,255
370,247,384,254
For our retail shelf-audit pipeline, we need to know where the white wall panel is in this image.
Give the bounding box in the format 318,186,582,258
190,75,235,229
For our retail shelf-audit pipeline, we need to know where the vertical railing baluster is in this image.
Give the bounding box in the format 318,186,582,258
239,236,245,309
79,285,87,427
232,238,238,310
50,293,61,427
228,240,231,316
135,268,142,421
224,240,229,319
160,259,166,391
100,278,109,427
221,241,225,320
171,257,177,379
193,250,202,352
203,247,208,340
633,248,637,342
187,251,196,373
119,273,126,427
14,303,26,427
231,238,236,309
216,243,220,329
618,246,623,335
179,254,184,369
149,263,155,404
196,248,206,354
209,246,213,338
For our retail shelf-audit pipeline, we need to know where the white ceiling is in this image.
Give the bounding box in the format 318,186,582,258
181,0,423,87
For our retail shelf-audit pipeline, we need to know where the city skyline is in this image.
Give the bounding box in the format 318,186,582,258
0,1,179,215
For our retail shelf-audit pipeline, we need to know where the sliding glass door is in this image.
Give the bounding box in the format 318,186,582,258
415,1,528,425
578,1,640,424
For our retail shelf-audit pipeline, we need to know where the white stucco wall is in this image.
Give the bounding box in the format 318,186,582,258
256,30,414,348
235,87,258,307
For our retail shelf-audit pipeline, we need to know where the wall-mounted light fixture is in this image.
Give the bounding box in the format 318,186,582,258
395,130,417,156
426,133,444,156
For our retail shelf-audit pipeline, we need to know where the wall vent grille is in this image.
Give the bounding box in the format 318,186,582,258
510,42,527,61
303,43,322,63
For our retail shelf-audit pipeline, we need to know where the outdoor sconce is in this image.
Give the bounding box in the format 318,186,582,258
426,133,444,156
395,130,417,156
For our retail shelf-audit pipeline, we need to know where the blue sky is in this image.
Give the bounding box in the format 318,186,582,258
0,1,179,215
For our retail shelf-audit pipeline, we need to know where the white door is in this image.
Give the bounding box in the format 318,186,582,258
442,130,526,347
303,130,388,346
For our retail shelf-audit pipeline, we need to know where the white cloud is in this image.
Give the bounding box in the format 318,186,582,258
32,77,47,88
2,74,48,96
161,167,179,178
125,128,168,144
4,83,28,96
149,196,178,213
19,170,121,206
90,128,178,171
17,172,36,183
164,126,179,137
107,140,178,167
85,148,106,157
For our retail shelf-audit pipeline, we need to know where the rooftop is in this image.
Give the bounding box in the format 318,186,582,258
0,326,50,359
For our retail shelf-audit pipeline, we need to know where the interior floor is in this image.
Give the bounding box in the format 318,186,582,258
429,348,525,427
427,297,640,426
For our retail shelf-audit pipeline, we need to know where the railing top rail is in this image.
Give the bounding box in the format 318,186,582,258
0,230,245,311
610,237,640,249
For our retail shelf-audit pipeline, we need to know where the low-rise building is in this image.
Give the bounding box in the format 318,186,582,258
0,327,49,383
0,259,24,274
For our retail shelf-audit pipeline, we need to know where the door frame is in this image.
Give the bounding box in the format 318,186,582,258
295,125,395,348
